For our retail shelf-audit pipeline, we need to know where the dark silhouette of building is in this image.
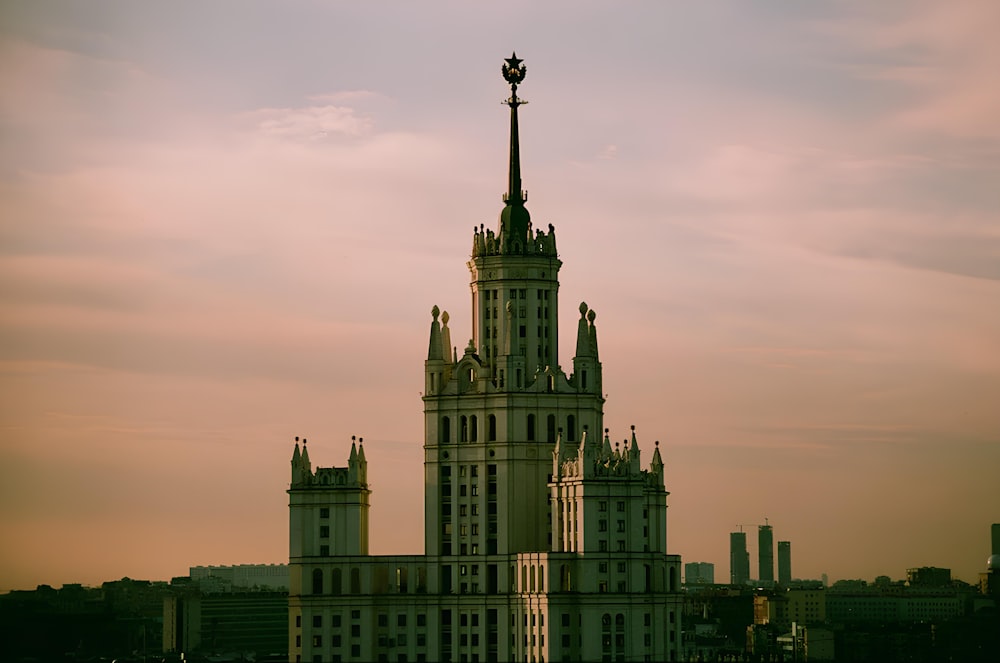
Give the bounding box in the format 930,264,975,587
730,531,750,585
778,540,792,585
759,524,774,585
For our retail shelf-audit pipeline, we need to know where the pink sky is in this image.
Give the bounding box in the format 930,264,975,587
1,1,999,591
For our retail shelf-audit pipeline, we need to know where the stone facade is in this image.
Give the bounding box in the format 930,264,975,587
287,54,683,663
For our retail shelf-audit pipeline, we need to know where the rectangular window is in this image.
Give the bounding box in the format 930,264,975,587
599,581,608,593
617,520,625,532
599,519,607,532
599,540,608,552
313,615,322,628
617,562,626,573
599,562,608,573
617,540,626,552
471,524,479,535
320,507,330,518
333,615,342,627
471,465,478,477
471,504,479,516
398,613,407,627
319,545,330,556
312,635,322,647
617,501,625,512
417,613,426,627
351,609,361,620
351,625,361,637
378,613,388,627
599,501,608,512
471,485,478,496
320,525,330,538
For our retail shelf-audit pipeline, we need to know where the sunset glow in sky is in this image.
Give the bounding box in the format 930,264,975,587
2,1,999,592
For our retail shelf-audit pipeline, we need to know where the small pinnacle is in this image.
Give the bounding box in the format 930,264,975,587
295,436,299,442
359,437,364,444
630,424,635,431
352,435,356,441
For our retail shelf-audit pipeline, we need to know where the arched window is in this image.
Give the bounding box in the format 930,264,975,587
547,414,556,443
560,564,570,592
582,370,588,390
312,568,323,594
530,565,536,592
521,565,527,592
527,414,535,441
567,415,576,442
461,416,468,442
488,414,497,441
470,415,478,442
669,566,678,592
441,416,450,444
332,568,342,595
350,567,361,594
602,613,611,627
538,565,545,592
616,613,625,626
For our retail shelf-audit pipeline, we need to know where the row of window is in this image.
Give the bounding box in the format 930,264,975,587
482,288,551,301
440,414,579,444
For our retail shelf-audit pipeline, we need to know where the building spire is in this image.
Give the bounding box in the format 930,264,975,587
502,52,527,206
498,52,531,253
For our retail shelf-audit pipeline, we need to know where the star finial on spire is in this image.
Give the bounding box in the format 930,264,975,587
502,52,526,86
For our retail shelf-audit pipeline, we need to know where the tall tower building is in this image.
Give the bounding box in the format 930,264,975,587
286,54,684,663
777,540,791,585
758,524,774,585
730,531,750,585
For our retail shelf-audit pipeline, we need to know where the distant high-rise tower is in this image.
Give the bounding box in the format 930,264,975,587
777,540,791,584
758,524,774,585
730,531,750,585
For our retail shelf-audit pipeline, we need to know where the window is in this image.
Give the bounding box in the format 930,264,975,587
470,415,478,442
351,624,361,637
567,415,576,441
320,525,330,538
488,415,496,441
441,417,450,444
617,562,626,573
378,613,388,627
599,519,607,532
313,635,322,647
296,615,302,628
599,562,608,573
320,507,330,518
313,615,322,628
599,540,608,552
616,520,625,533
599,501,608,512
617,540,626,552
547,414,556,442
599,581,608,593
320,545,330,556
333,614,342,627
312,568,323,594
471,465,478,477
459,504,467,516
527,414,536,441
617,501,625,512
351,609,361,620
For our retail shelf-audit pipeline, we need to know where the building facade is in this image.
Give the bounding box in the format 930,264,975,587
286,54,684,663
758,525,774,586
730,532,750,586
777,541,791,585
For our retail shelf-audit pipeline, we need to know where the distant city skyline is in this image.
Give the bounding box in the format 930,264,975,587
2,2,999,592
